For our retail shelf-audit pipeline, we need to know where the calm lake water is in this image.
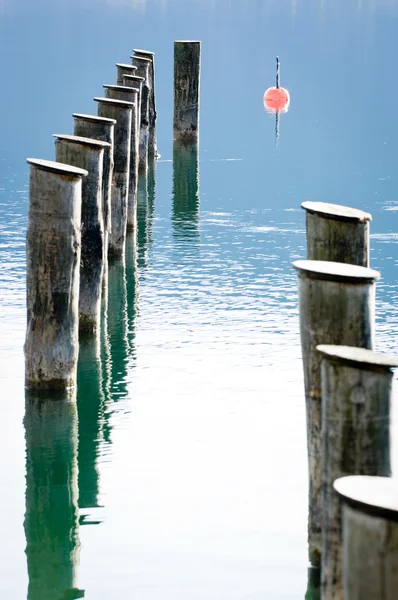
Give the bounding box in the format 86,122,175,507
1,0,398,598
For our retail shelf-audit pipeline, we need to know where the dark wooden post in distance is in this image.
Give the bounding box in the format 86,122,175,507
318,345,398,600
334,475,398,600
133,49,157,156
173,41,201,142
73,113,116,288
94,97,133,258
292,259,379,568
25,159,87,391
54,134,109,333
302,201,372,266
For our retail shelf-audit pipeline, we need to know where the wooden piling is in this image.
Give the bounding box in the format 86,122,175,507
131,55,151,172
292,260,380,567
54,134,109,333
334,475,398,600
103,85,139,231
73,113,116,288
133,49,157,156
173,41,201,142
116,62,137,86
94,97,133,258
302,202,372,266
25,159,87,390
318,345,398,600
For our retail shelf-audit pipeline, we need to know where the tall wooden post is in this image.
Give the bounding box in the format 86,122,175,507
116,62,137,85
54,134,109,333
334,475,398,600
94,97,133,258
173,41,201,142
318,345,397,599
103,85,139,231
292,259,379,567
73,113,116,288
133,49,157,156
25,159,87,390
302,201,372,266
131,55,151,172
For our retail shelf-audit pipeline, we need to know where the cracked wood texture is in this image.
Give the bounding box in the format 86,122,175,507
173,41,201,142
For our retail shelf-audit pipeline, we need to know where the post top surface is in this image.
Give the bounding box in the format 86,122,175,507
116,63,137,70
317,345,398,369
301,201,372,223
73,113,117,125
103,84,138,93
26,158,88,177
133,48,154,56
123,74,145,82
175,40,202,43
53,134,111,148
292,260,380,283
130,55,151,62
94,96,134,108
334,476,398,520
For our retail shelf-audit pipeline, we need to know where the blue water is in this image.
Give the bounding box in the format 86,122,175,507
1,1,398,598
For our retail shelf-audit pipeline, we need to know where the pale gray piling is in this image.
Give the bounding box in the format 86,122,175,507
73,113,116,287
133,49,157,156
54,134,109,333
25,159,87,390
302,201,372,267
94,97,133,258
103,85,139,231
292,260,380,567
173,41,201,142
116,62,137,86
318,346,398,600
131,55,151,171
334,475,398,600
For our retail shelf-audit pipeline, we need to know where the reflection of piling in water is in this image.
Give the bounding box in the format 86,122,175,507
318,346,397,600
25,159,86,391
292,260,379,568
54,134,109,333
106,258,129,401
335,475,398,600
125,233,139,357
24,392,83,600
302,202,372,267
172,142,200,238
305,566,321,600
94,97,133,258
73,114,116,289
132,49,157,157
137,156,156,270
77,335,104,512
173,41,201,142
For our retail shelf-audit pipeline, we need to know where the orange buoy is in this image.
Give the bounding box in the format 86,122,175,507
263,87,290,113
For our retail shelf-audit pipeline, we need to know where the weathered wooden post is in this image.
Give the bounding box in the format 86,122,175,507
24,392,82,600
25,159,87,391
94,97,133,258
103,85,139,232
133,49,157,157
173,41,201,142
54,134,108,333
292,260,380,567
318,345,397,600
302,201,372,266
131,55,151,171
116,62,137,86
334,475,398,600
73,113,116,287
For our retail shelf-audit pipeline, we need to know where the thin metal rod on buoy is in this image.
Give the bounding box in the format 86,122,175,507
318,345,398,600
72,113,116,290
103,85,139,232
25,159,87,390
276,56,280,89
94,97,133,258
133,49,157,157
302,202,372,266
173,41,201,142
292,259,379,568
334,476,398,600
131,55,151,172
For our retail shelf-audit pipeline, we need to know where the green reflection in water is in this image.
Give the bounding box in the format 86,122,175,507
24,391,84,600
172,141,200,239
305,566,321,600
137,156,156,271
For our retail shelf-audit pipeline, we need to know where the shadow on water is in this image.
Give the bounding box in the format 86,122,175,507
137,157,156,271
172,141,200,240
24,390,85,600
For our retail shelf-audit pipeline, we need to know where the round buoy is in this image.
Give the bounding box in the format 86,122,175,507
264,86,290,113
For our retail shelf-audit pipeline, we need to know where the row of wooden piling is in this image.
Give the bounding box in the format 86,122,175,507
295,201,398,599
24,41,201,392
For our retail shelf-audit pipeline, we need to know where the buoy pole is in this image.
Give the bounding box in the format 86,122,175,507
276,56,280,89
